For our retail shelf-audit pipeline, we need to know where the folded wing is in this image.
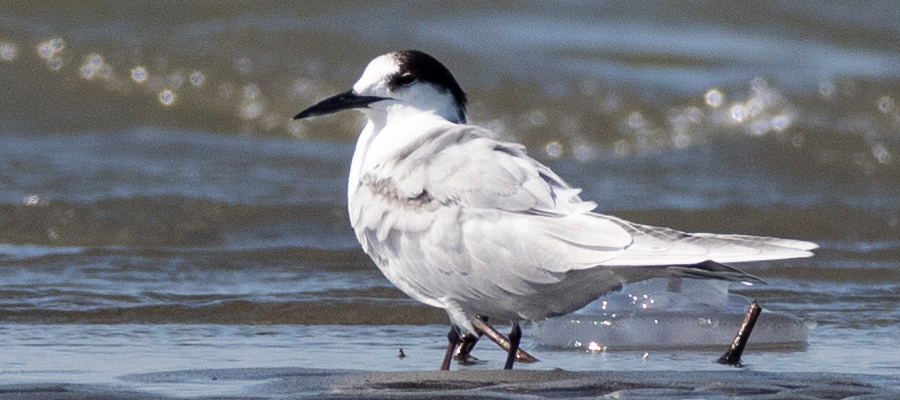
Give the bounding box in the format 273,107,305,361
353,123,817,292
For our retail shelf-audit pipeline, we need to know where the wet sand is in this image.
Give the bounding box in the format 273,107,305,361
2,368,897,399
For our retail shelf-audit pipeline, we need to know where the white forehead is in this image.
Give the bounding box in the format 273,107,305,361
352,54,400,94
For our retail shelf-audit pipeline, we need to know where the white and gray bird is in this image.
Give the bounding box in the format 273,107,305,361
293,50,817,370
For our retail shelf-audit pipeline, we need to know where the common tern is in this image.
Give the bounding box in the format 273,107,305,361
293,50,817,370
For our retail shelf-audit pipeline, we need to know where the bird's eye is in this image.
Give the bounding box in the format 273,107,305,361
394,74,416,87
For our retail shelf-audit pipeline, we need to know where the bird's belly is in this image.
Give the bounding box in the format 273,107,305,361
349,202,460,310
350,202,636,322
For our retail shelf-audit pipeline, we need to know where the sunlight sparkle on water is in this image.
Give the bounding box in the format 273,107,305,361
37,38,64,59
729,103,746,122
240,101,264,120
189,71,205,87
80,64,96,79
158,89,176,106
23,194,41,206
37,42,54,59
771,114,791,132
131,67,148,83
746,98,764,118
87,53,103,67
750,77,768,92
47,58,62,71
80,53,112,81
627,112,645,129
704,88,724,108
545,141,563,159
3,28,894,180
750,119,769,135
587,341,605,352
243,84,260,100
877,96,894,113
0,42,17,62
871,144,890,164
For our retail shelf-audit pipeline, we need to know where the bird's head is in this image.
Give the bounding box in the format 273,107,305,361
294,50,467,124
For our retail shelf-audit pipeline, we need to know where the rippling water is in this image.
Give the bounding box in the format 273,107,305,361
1,1,899,386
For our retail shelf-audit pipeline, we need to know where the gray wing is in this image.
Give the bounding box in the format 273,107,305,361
350,125,632,298
375,124,596,215
351,124,816,299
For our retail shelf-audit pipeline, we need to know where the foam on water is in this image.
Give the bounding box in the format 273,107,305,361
0,243,86,260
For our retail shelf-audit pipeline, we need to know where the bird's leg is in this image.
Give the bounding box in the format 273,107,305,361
454,315,487,363
454,332,480,364
717,300,762,367
471,317,538,363
503,322,522,370
440,325,461,371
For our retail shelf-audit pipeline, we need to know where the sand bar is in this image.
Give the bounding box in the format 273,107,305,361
2,367,898,399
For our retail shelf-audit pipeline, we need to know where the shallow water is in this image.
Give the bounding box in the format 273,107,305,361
1,1,899,391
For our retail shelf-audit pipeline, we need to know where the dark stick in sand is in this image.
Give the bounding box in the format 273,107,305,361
718,299,762,367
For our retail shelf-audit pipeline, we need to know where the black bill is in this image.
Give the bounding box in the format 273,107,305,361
293,90,389,120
